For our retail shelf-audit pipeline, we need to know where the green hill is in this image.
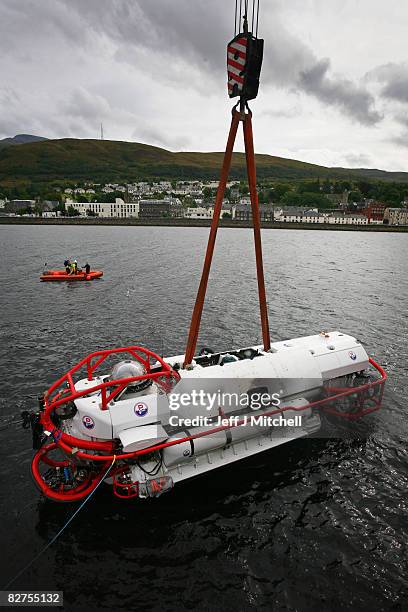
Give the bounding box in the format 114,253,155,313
0,134,48,151
0,138,407,187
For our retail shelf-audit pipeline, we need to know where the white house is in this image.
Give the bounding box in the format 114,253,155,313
208,200,234,219
327,213,368,225
69,198,139,218
302,211,326,223
275,208,368,225
184,207,213,219
42,211,61,218
279,208,315,222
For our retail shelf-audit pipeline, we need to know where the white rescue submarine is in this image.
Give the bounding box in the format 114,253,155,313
26,332,385,502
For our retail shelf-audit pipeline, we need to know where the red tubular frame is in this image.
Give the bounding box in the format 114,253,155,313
32,352,386,501
112,467,139,499
44,345,179,410
39,346,180,452
31,443,111,502
322,358,386,418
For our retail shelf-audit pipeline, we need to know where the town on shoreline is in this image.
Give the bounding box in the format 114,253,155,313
2,216,407,232
1,178,408,228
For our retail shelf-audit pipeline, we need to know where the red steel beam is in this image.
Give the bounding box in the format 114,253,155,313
243,112,271,351
183,110,241,366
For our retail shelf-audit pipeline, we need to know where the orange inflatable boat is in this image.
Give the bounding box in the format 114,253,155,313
40,270,103,282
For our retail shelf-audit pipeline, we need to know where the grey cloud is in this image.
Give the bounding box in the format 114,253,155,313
65,0,228,79
395,114,408,128
0,0,87,54
58,88,150,139
367,63,408,103
0,0,386,148
298,59,381,125
0,87,21,107
132,126,191,151
391,132,408,148
0,86,35,136
259,105,302,120
384,80,408,103
390,113,408,148
0,116,26,137
59,0,380,125
344,153,372,167
61,88,112,122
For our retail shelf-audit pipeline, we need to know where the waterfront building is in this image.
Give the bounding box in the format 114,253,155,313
327,213,368,225
362,201,387,222
279,208,315,222
234,202,274,221
42,211,61,218
184,207,213,219
139,198,183,218
384,208,408,225
208,200,235,219
70,198,139,218
276,208,367,225
302,210,326,223
7,199,36,212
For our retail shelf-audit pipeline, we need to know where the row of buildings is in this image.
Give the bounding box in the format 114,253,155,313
64,180,233,199
64,198,397,226
2,195,407,226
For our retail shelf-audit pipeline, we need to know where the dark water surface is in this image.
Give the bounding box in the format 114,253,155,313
0,225,407,611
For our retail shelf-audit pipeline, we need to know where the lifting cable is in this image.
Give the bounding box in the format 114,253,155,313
235,0,260,37
3,456,116,590
256,0,260,37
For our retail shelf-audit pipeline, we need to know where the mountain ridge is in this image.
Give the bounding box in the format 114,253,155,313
0,137,407,186
0,134,48,149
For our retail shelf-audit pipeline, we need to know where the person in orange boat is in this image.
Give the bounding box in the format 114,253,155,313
70,260,78,275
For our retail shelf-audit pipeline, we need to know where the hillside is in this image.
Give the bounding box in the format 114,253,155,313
0,138,407,187
0,134,48,151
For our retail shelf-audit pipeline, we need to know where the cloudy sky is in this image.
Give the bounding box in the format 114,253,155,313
1,0,407,171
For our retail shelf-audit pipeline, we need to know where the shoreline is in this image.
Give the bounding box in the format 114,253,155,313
0,216,407,232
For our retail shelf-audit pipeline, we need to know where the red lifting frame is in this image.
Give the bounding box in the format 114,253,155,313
184,109,270,367
43,346,180,414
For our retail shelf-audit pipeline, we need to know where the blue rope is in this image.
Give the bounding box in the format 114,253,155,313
3,457,116,589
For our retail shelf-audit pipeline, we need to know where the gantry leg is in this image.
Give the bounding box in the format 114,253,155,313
243,112,270,351
184,111,241,366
